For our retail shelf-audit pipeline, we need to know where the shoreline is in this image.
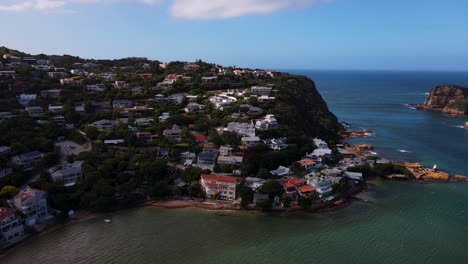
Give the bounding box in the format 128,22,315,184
2,129,465,254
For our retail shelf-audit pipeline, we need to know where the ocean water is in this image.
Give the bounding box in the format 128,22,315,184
1,70,467,264
290,70,468,175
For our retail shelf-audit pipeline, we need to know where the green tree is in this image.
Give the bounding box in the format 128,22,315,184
238,185,253,208
84,126,99,140
298,196,312,209
255,198,273,211
0,186,20,198
259,180,284,198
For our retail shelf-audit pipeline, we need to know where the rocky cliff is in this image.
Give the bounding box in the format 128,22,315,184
273,76,345,141
418,85,468,115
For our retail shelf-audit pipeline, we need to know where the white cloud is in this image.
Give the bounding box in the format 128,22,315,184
0,0,332,18
0,0,65,11
170,0,328,19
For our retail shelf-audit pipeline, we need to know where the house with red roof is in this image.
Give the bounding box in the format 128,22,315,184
196,136,210,143
283,178,316,200
113,81,128,89
12,187,48,226
0,207,25,246
200,174,237,200
282,182,298,200
138,73,153,79
298,159,318,171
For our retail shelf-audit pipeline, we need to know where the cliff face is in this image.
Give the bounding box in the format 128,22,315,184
419,85,468,115
273,76,344,141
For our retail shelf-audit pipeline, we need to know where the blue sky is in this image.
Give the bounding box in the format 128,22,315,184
1,0,467,71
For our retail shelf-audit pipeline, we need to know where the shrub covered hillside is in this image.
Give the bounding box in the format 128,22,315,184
272,75,344,141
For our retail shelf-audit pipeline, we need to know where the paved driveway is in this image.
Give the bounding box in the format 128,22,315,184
55,140,88,158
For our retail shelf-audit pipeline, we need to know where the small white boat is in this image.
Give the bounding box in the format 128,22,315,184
104,219,111,223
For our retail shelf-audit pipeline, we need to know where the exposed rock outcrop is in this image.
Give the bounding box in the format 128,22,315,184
346,144,374,153
342,129,373,138
403,162,450,181
453,174,468,181
416,85,468,115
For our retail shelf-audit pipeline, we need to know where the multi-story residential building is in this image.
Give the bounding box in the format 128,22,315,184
298,159,319,171
40,89,61,99
60,78,76,85
51,161,83,187
257,95,276,102
48,105,63,113
12,187,48,226
91,119,117,130
305,174,333,197
113,81,128,88
87,83,106,92
11,151,44,169
209,96,234,109
255,115,279,130
241,136,261,148
159,112,171,122
17,94,36,106
225,122,256,137
135,117,154,126
0,207,25,246
313,138,329,149
25,106,43,116
217,156,243,165
251,86,272,95
245,177,267,191
112,100,133,109
263,137,288,151
200,174,237,200
47,72,66,78
163,125,182,142
197,148,218,166
167,93,187,104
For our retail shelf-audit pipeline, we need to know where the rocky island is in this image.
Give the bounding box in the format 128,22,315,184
415,85,468,115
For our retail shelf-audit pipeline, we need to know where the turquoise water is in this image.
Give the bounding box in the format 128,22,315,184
1,70,467,263
1,180,467,264
290,70,468,175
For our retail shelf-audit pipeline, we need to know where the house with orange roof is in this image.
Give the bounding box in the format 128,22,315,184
282,182,298,200
298,159,318,171
200,174,237,200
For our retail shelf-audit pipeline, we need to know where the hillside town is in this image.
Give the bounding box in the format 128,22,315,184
0,47,393,249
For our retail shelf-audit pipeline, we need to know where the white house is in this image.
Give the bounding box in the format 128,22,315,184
51,162,83,187
241,136,261,148
159,112,171,123
255,115,279,130
225,122,256,137
251,86,272,95
200,174,237,200
217,156,243,165
12,187,48,226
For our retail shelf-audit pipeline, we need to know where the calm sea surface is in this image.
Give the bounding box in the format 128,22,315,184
1,70,467,264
